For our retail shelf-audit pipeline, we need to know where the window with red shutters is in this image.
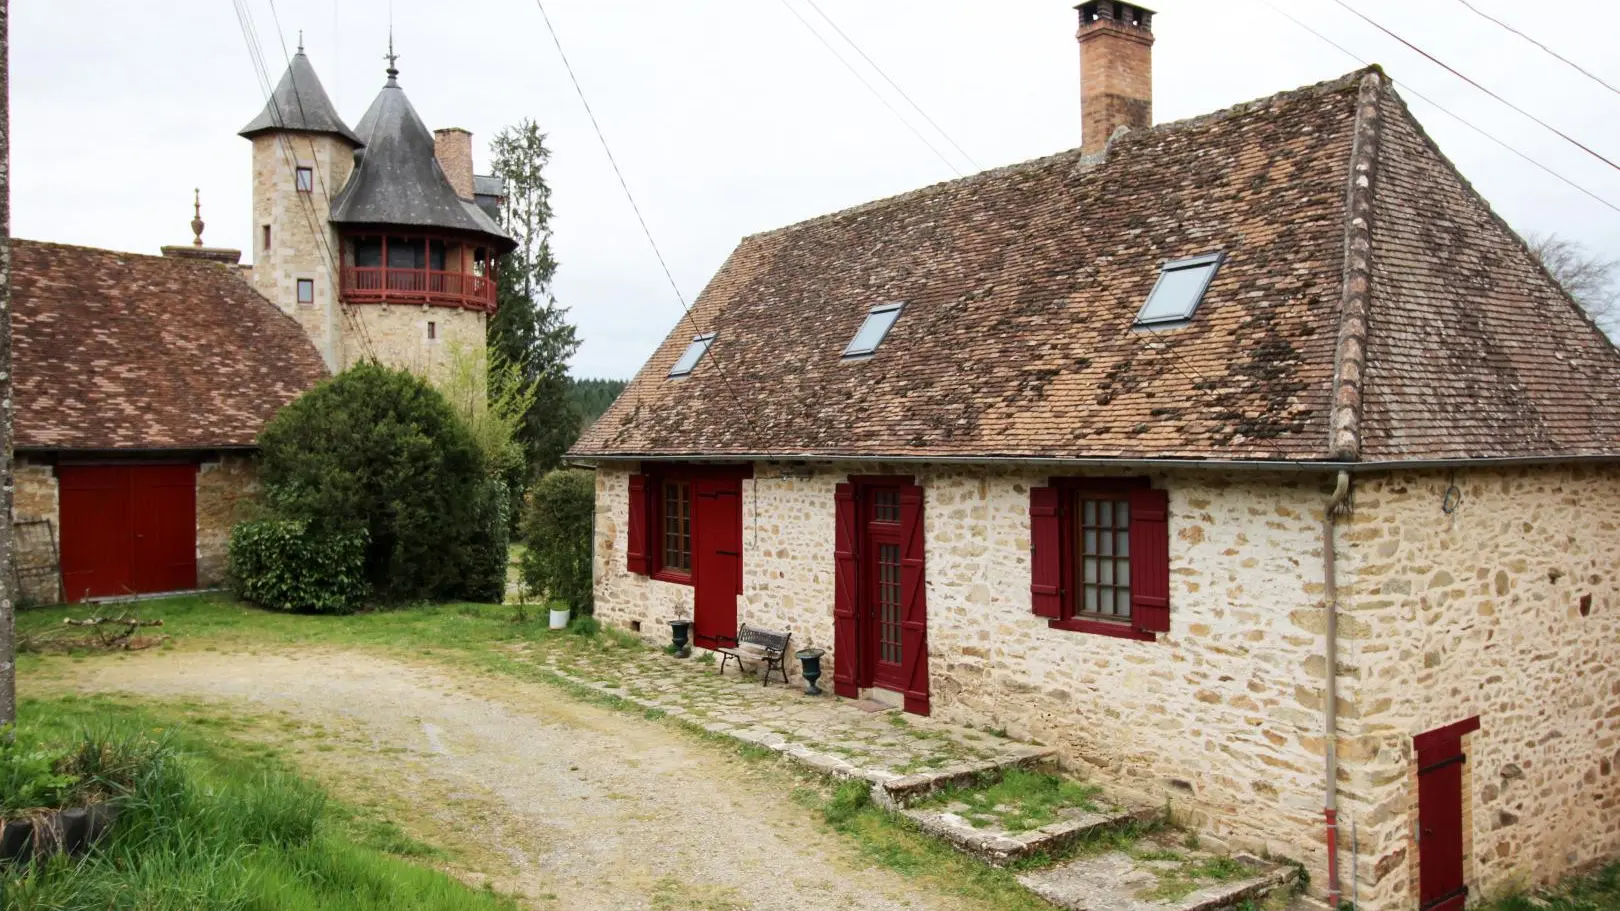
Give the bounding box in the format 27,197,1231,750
1028,479,1169,641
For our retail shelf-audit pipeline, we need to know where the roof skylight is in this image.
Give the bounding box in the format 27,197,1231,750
668,333,715,378
1134,253,1224,327
843,303,905,358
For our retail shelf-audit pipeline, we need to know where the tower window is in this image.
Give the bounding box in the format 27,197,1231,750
295,167,314,193
262,225,272,251
296,278,314,304
427,321,437,340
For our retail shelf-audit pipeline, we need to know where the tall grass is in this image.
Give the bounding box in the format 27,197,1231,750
1,701,514,911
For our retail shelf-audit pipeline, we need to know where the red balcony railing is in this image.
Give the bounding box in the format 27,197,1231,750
340,266,498,311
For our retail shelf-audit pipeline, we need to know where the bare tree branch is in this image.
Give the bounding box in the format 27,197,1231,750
1526,231,1620,336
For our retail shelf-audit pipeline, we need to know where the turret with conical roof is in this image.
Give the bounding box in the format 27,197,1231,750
239,42,362,146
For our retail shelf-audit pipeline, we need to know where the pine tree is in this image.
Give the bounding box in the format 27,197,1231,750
490,120,581,475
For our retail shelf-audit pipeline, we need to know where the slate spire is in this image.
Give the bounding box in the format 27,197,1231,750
239,46,363,147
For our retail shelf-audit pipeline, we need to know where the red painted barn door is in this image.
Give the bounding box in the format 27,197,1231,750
60,466,134,602
131,465,199,595
692,476,742,650
1416,717,1480,911
59,464,197,602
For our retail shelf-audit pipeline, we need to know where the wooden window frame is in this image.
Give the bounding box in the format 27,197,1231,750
296,278,315,304
1036,477,1165,642
632,463,753,586
295,166,314,193
653,476,694,584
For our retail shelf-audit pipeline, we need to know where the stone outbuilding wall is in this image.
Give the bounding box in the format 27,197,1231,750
9,452,262,602
592,459,1620,910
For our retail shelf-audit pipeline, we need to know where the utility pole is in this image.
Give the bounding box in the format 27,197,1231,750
0,0,15,730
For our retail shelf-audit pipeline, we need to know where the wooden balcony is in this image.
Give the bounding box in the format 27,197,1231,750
340,266,498,312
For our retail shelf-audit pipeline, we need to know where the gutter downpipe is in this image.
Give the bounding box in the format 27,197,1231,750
1324,469,1352,909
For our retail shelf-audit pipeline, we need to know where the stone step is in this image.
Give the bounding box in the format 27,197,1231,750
899,802,1159,867
871,751,1060,807
1016,832,1300,911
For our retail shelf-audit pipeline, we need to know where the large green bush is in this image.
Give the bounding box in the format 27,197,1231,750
520,469,595,612
228,519,369,614
256,363,500,603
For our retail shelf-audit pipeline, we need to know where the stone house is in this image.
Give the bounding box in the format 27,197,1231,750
569,5,1620,910
11,45,515,602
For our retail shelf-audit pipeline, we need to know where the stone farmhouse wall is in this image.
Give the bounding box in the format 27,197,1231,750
593,459,1620,910
350,304,486,384
1337,465,1620,910
9,453,261,602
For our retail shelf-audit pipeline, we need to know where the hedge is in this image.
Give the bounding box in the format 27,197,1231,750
228,519,369,614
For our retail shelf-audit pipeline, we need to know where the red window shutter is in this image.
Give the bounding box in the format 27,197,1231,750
626,474,650,575
832,483,860,699
1030,487,1064,619
898,483,930,716
1128,487,1170,633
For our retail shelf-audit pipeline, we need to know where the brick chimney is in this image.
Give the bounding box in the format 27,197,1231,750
433,127,476,199
1077,1,1154,155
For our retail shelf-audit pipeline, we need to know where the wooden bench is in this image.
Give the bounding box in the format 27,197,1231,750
716,624,792,686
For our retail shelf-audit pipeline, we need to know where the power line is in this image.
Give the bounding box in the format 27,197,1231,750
1256,0,1620,218
1331,0,1620,176
776,0,965,176
801,0,980,171
1453,0,1620,99
529,0,768,451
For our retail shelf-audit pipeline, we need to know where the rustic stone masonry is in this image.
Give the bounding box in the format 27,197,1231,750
593,460,1620,909
196,454,260,588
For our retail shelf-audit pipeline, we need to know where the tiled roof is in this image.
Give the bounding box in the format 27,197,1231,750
572,68,1620,465
12,240,330,451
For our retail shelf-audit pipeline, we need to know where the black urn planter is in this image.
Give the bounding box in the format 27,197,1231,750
795,648,826,696
668,619,693,658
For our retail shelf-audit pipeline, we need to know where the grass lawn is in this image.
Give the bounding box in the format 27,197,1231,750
1481,864,1620,911
1,692,517,911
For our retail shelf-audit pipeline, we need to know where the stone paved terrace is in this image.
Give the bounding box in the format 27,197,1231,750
501,640,1054,797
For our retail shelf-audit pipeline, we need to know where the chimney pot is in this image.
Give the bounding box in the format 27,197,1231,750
1076,2,1155,156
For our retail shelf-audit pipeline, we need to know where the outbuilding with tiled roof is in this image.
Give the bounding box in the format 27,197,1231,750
571,6,1620,910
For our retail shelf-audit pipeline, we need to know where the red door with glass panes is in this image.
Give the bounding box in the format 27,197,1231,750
862,486,906,692
692,477,742,650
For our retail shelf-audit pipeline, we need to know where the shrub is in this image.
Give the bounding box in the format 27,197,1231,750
462,478,510,605
228,519,369,614
256,363,499,603
520,469,595,613
0,731,77,813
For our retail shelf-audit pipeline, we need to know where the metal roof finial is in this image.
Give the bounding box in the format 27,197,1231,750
384,28,400,84
191,188,205,247
297,29,304,54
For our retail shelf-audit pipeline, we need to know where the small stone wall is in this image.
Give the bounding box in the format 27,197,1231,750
13,457,61,604
197,454,261,587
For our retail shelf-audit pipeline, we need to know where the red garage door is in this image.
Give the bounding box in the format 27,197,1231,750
59,464,198,602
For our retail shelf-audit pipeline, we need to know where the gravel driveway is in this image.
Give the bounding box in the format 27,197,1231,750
33,649,984,911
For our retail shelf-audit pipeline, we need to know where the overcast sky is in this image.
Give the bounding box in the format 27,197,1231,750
13,1,1620,378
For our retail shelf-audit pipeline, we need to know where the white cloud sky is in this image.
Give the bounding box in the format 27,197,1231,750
14,0,1620,378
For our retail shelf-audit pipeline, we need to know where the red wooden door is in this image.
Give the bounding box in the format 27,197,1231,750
896,483,930,715
131,465,199,595
692,477,742,650
1416,718,1479,911
59,465,196,602
60,466,134,602
863,487,905,691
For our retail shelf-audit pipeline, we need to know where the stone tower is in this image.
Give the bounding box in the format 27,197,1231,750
242,45,513,376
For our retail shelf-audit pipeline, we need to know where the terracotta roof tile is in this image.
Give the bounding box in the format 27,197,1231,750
572,68,1620,464
12,240,330,451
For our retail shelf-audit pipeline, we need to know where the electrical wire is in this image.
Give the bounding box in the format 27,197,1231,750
801,0,980,171
1331,0,1620,176
776,0,965,176
1453,0,1620,99
529,0,769,453
1257,0,1620,218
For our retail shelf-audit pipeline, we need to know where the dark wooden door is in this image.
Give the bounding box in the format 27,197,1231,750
863,487,905,691
59,465,196,602
1416,718,1479,911
692,477,742,650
